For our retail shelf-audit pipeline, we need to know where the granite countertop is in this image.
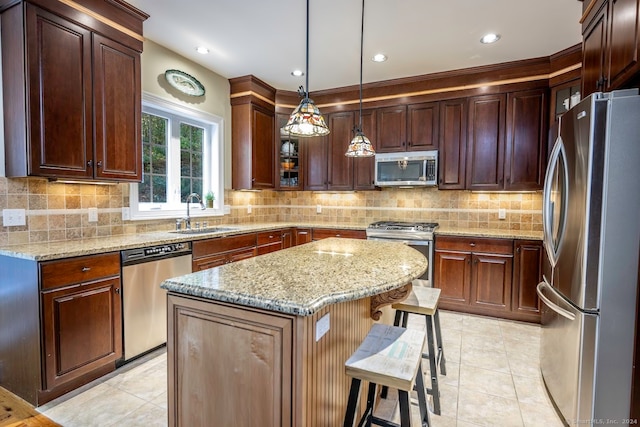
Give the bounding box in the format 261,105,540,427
0,221,542,261
161,238,427,316
435,226,543,240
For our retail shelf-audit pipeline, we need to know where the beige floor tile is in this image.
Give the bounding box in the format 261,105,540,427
459,364,518,400
429,414,458,427
499,320,541,341
519,401,565,427
461,331,506,354
512,374,551,405
150,391,169,410
462,314,503,337
42,383,147,427
457,389,524,427
439,310,464,331
508,350,542,379
460,346,511,374
105,402,167,427
503,336,540,358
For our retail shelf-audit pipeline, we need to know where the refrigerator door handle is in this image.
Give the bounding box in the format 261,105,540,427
542,136,568,268
537,281,576,321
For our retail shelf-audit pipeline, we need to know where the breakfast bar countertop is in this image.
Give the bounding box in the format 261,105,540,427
160,238,427,316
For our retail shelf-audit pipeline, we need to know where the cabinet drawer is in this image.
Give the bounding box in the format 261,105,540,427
257,230,283,246
435,236,513,255
40,252,120,290
192,233,257,259
312,228,366,240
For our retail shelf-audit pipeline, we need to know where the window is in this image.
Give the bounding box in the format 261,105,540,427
129,93,224,220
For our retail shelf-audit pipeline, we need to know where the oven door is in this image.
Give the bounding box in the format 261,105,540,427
367,237,433,286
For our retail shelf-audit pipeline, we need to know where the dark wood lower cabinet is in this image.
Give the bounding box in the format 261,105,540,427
434,235,541,323
295,228,312,245
41,277,122,391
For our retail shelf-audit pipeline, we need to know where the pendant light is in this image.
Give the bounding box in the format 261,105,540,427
282,0,330,137
345,0,375,157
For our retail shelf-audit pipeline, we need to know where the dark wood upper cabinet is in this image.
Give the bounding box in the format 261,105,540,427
230,76,276,190
438,98,467,190
376,102,439,153
1,2,146,181
505,89,547,190
303,135,328,191
466,94,506,191
327,111,355,190
376,105,407,152
582,0,640,96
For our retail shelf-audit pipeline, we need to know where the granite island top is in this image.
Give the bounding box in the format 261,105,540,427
161,238,427,316
0,221,542,261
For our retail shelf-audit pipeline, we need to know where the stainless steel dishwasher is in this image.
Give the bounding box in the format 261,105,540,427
120,242,192,362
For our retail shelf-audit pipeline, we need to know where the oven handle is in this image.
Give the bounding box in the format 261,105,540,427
366,237,431,246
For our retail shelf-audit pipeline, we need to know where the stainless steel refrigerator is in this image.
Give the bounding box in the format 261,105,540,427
539,89,640,425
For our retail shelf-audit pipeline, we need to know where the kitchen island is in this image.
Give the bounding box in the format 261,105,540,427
161,238,427,427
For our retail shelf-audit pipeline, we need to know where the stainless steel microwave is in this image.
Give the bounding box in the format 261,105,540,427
374,150,438,187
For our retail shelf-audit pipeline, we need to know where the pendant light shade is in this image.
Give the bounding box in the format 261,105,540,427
282,0,330,137
345,0,375,157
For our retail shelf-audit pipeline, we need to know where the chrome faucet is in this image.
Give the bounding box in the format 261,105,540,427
184,193,206,230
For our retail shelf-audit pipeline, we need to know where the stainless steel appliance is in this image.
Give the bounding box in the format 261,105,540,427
366,221,438,286
374,150,438,187
539,90,640,425
121,242,192,361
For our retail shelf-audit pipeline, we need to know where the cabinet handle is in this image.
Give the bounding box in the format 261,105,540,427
115,288,120,294
402,141,406,146
81,267,91,272
469,243,476,247
516,246,521,253
269,235,274,239
87,160,93,168
336,234,341,237
407,141,411,146
474,259,479,265
97,160,102,168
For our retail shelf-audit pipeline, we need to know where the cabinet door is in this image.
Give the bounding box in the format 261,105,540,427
41,277,122,390
434,250,471,305
252,106,276,189
505,89,547,191
438,99,467,190
353,110,376,190
407,102,439,151
376,106,407,152
93,35,142,181
228,247,257,263
327,112,354,190
512,240,543,320
294,228,312,246
607,0,640,89
470,253,513,312
466,94,506,191
281,229,294,249
303,135,328,190
26,5,93,178
583,4,608,97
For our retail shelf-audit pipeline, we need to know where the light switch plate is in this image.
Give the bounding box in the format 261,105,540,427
121,207,130,221
2,209,26,226
316,204,322,214
247,204,252,214
498,208,507,220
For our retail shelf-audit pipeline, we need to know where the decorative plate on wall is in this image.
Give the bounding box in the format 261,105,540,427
164,69,205,96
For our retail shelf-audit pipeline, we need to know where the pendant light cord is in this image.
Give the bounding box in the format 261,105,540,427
305,0,310,99
358,0,365,131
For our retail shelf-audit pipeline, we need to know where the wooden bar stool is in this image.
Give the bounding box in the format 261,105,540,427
343,323,430,427
382,286,446,415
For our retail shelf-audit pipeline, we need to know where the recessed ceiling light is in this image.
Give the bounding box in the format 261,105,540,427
372,53,387,63
480,33,501,44
196,46,210,54
291,69,304,77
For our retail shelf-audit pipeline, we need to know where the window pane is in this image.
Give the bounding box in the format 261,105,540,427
142,112,169,204
180,122,205,199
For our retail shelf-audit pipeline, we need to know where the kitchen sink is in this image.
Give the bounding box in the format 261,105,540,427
170,227,239,235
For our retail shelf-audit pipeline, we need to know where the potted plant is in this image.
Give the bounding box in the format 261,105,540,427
205,191,215,209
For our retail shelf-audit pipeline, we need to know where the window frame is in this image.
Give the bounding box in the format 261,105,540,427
129,92,225,220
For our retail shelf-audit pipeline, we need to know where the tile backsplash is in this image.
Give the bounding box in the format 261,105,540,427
0,177,542,245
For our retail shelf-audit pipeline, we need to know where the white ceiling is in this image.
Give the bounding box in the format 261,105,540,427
127,0,583,92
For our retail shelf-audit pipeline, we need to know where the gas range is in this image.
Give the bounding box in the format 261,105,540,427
365,221,439,241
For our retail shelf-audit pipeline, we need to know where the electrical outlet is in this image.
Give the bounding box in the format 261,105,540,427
88,207,98,222
2,209,26,226
316,204,322,214
121,207,130,221
498,208,507,220
247,204,252,214
223,205,231,214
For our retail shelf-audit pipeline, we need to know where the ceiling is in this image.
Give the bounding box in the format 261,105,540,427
127,0,583,92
